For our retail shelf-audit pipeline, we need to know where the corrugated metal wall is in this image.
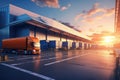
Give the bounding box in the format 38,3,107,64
0,5,9,48
16,27,29,37
10,14,16,22
10,24,30,38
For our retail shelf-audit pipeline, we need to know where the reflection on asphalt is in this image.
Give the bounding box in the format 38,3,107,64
0,49,116,80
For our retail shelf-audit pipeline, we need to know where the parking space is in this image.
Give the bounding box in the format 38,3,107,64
0,50,116,80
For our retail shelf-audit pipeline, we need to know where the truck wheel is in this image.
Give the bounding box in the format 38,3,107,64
27,50,32,55
24,51,27,55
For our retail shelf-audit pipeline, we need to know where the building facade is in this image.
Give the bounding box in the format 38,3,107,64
0,5,9,48
0,4,92,50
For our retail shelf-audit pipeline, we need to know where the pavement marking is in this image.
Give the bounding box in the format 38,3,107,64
11,57,57,66
44,53,91,66
8,54,56,61
16,56,40,60
0,56,38,62
8,57,15,59
10,53,69,66
8,54,39,58
0,59,14,62
1,63,55,80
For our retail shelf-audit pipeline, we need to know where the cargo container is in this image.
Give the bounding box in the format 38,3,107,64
79,42,82,49
40,40,49,51
71,42,76,49
62,41,68,50
2,37,40,54
48,40,56,50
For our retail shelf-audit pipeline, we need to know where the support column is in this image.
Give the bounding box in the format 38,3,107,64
45,29,49,40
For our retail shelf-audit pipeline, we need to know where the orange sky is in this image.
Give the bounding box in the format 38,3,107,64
74,3,115,36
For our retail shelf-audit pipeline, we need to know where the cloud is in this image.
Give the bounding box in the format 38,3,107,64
87,3,105,17
103,8,115,16
89,28,95,32
31,0,71,10
98,25,103,27
31,0,60,8
74,13,84,21
60,4,71,11
74,3,115,23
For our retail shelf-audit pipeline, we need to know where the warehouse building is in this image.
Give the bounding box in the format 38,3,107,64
0,4,91,51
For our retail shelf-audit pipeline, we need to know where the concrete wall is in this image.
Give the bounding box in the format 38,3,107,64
47,35,60,41
56,41,62,49
67,39,73,49
76,41,80,48
29,26,46,40
47,31,60,41
36,32,46,40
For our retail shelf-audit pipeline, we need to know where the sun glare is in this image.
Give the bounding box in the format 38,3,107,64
101,36,115,47
104,36,114,43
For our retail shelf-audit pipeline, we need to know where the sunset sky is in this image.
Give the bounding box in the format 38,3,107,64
0,0,115,36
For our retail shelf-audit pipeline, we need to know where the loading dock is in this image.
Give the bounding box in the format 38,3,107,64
0,4,92,52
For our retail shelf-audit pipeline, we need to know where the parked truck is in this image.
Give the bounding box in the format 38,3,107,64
2,37,40,54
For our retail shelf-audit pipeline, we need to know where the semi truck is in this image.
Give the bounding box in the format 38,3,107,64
2,37,40,54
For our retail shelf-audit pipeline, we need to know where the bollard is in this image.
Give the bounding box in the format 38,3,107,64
0,55,8,61
0,56,1,62
1,55,4,61
4,55,8,61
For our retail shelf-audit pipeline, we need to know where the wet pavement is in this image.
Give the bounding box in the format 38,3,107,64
0,49,116,80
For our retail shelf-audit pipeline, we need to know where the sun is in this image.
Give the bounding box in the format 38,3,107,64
101,36,115,47
104,36,113,43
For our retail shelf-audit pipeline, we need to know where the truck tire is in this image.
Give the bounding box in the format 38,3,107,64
28,50,32,55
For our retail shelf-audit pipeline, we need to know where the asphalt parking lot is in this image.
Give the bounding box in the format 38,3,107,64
0,49,116,80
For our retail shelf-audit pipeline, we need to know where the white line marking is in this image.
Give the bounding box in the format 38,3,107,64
16,56,38,60
9,57,15,59
11,57,57,66
1,63,55,80
9,56,31,59
44,53,91,66
10,53,69,66
11,53,83,66
0,59,14,62
9,54,56,61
